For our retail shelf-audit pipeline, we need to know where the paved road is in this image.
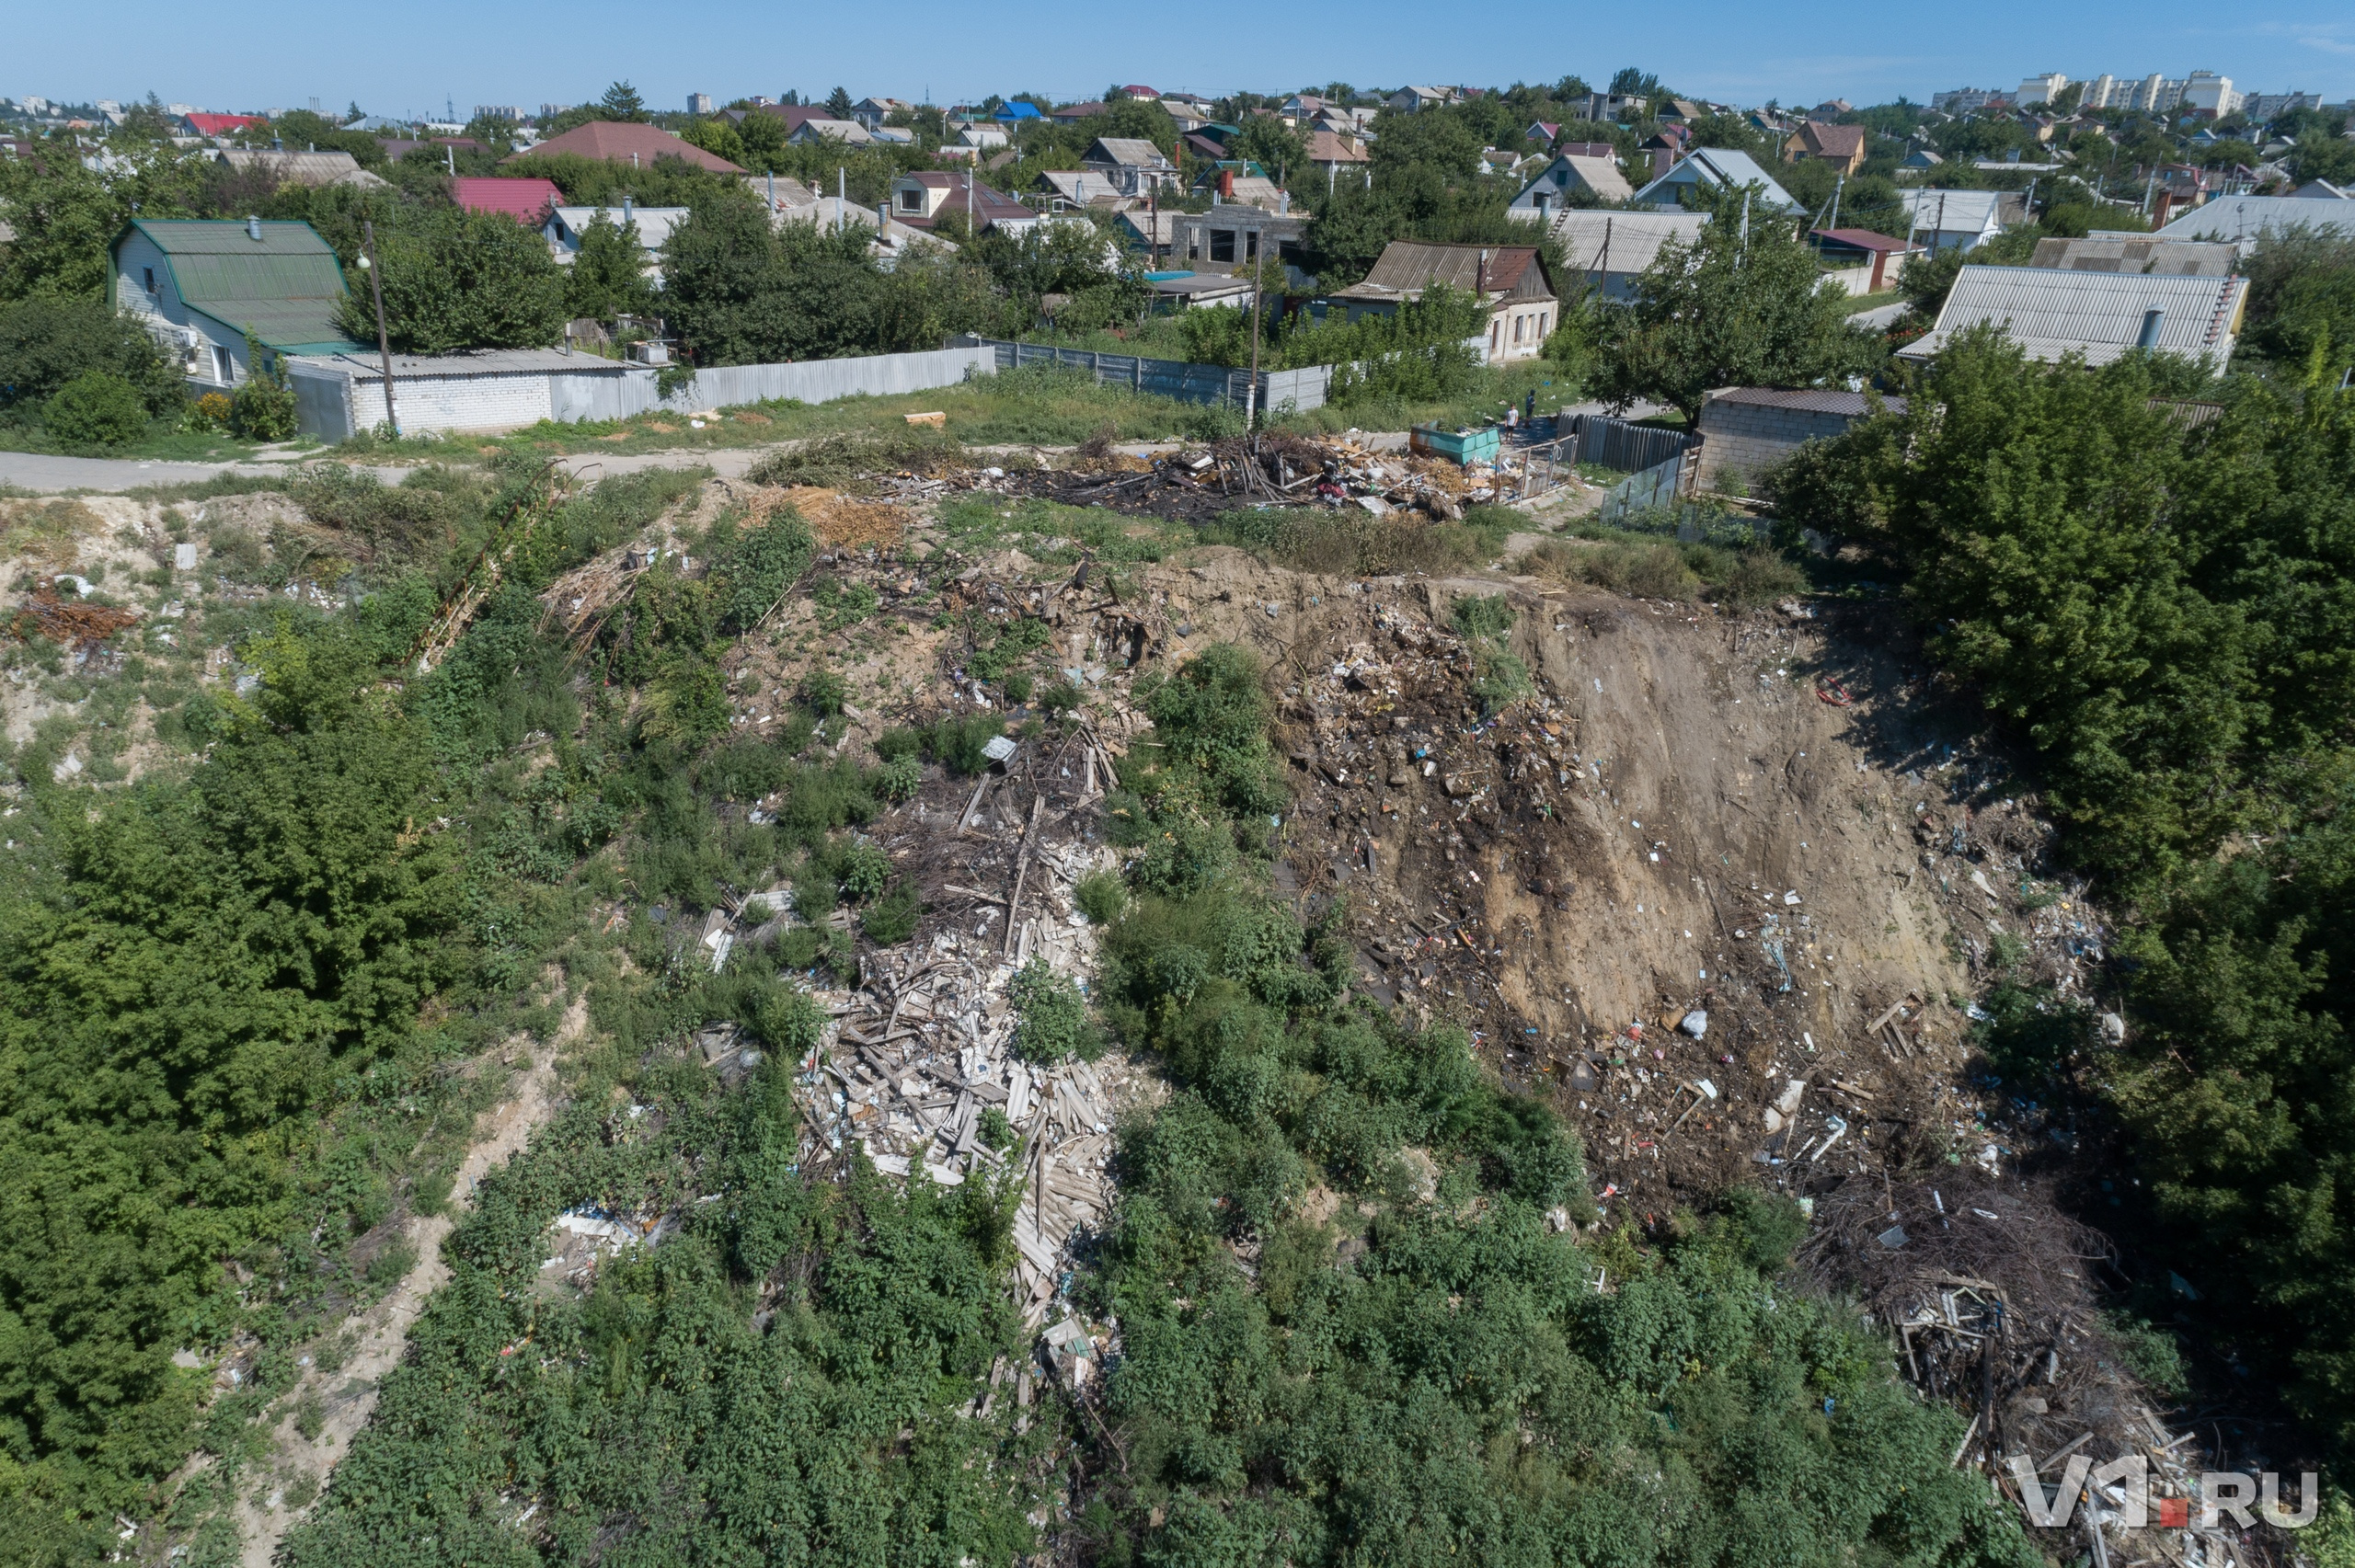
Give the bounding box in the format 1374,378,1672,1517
0,451,291,493
1849,300,1913,331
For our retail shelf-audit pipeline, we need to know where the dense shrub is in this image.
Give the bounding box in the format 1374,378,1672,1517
41,370,150,444
0,295,182,414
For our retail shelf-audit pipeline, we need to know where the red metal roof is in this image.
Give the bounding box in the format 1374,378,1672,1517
184,112,262,136
451,177,565,223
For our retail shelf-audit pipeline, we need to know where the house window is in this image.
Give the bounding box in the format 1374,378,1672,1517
1210,229,1235,262
1245,231,1258,259
212,344,234,383
899,188,923,212
143,267,157,296
1489,321,1500,352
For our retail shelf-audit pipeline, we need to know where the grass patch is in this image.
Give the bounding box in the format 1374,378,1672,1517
1200,503,1520,577
1522,524,1807,608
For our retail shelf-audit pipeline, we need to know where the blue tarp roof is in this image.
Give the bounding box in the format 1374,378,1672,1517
994,102,1042,120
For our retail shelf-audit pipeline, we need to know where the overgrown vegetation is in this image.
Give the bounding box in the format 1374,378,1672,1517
1763,324,2355,1476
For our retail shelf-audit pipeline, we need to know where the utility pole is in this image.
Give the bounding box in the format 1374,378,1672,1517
360,219,399,438
1826,172,1844,232
1245,252,1264,430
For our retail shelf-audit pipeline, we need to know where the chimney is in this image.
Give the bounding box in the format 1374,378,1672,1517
1278,188,1289,215
246,213,262,241
2136,307,2165,349
1218,167,1234,199
623,194,634,224
1477,247,1490,292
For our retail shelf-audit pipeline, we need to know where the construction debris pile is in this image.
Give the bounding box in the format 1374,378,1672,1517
6,576,140,652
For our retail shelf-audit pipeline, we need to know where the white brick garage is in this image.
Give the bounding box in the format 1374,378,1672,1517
284,349,638,441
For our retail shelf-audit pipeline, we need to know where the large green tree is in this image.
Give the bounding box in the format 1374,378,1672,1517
1591,185,1880,423
563,208,655,322
0,295,184,413
0,146,210,302
335,205,567,353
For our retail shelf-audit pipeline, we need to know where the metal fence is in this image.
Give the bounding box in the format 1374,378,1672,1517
961,337,1333,414
1557,412,1696,474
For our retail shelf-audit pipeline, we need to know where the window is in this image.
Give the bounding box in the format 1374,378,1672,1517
143,267,156,296
1513,315,1525,345
1489,321,1500,351
1210,229,1235,262
212,344,234,383
899,188,923,212
1244,230,1258,259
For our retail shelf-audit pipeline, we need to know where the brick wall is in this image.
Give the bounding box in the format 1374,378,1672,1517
1694,401,1860,495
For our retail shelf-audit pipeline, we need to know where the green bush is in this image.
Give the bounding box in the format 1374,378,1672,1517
1009,958,1097,1063
861,882,921,945
838,841,890,901
228,352,298,441
1074,868,1127,924
0,295,184,414
801,667,847,715
41,370,151,445
876,752,922,802
920,713,1006,775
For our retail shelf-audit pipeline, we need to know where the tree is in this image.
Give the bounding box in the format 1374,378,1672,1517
678,115,745,167
2290,135,2355,189
0,145,210,302
566,209,655,322
599,80,646,122
826,86,854,120
1609,66,1665,100
2241,229,2355,378
333,205,567,353
735,108,787,168
0,295,184,413
1230,112,1310,186
1591,184,1880,423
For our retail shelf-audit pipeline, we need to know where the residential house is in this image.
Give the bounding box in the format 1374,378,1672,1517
1658,98,1711,123
887,171,1039,235
1177,198,1309,281
181,111,263,139
787,118,871,146
1694,386,1905,494
1151,273,1258,310
109,217,365,390
1120,85,1163,102
451,176,566,224
1181,131,1233,161
849,97,909,130
1158,99,1210,132
378,136,488,161
1306,130,1370,183
1189,163,1283,209
1526,120,1561,145
1051,101,1109,125
2145,192,2355,250
1081,136,1179,195
1386,86,1455,113
1808,228,1924,292
1032,168,1126,211
1898,265,2249,369
870,126,915,145
1565,93,1646,123
993,101,1043,123
213,148,389,189
2028,236,2236,276
1630,146,1803,213
508,120,743,173
775,198,948,269
1509,151,1634,219
1900,147,1944,171
1898,189,2022,251
1810,99,1854,119
544,201,690,280
1279,94,1327,126
1118,208,1184,262
1782,120,1867,176
1548,211,1709,300
1331,242,1559,361
1637,123,1691,179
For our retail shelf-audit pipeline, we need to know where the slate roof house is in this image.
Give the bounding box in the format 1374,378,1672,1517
1630,147,1803,213
1899,189,2023,252
1899,265,2250,370
1081,136,1178,195
1333,242,1559,361
2028,236,2236,276
1508,152,1634,219
1547,211,1709,300
109,217,365,389
213,148,389,189
887,172,1040,235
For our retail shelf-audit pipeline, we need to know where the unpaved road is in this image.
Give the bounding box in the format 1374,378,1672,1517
233,999,580,1567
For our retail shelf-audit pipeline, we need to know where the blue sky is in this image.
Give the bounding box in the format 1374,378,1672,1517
16,0,2355,116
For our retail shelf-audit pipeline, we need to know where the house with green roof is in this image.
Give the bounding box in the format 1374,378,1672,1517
109,217,367,390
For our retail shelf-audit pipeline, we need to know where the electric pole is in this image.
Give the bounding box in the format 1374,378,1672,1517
361,219,399,437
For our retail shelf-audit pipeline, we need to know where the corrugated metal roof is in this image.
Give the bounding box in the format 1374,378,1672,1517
287,349,634,379
550,206,692,249
2028,236,2235,276
1898,189,2010,232
127,219,366,353
1334,242,1549,302
2151,194,2355,245
1086,137,1172,167
453,177,565,223
507,121,743,173
1549,211,1708,274
214,149,390,189
1901,264,2248,368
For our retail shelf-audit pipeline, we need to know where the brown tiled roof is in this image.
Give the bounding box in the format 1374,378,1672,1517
1307,131,1368,164
510,120,743,172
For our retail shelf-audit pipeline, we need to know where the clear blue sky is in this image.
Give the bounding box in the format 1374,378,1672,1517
16,0,2355,116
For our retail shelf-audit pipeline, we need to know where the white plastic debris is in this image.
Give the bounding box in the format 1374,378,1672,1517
1678,1009,1707,1039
